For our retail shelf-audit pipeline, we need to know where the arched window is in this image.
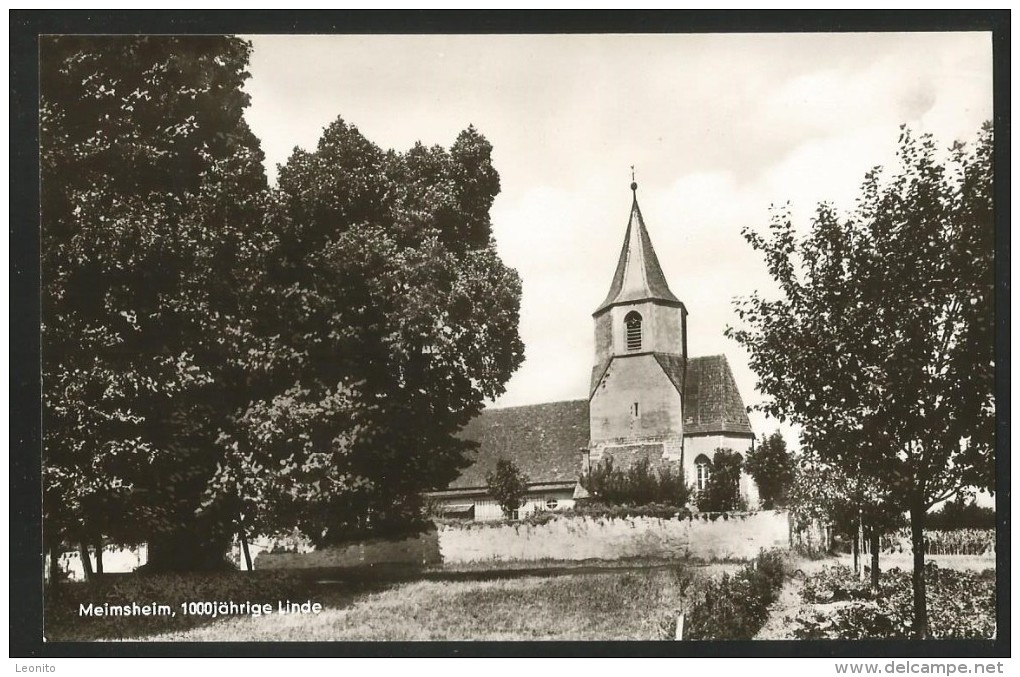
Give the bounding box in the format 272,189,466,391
695,454,712,492
624,311,643,351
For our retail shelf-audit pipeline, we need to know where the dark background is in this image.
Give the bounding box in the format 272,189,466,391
10,9,1011,659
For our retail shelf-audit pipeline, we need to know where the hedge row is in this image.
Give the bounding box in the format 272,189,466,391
675,549,788,639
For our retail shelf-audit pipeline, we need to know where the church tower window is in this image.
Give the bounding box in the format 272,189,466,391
625,311,643,351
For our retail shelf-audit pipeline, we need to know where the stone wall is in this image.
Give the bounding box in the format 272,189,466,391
47,544,149,582
253,512,791,570
437,511,790,564
255,530,441,570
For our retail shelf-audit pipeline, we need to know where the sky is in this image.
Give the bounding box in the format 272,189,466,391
241,32,993,441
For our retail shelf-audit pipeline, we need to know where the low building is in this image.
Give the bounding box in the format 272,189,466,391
429,400,589,520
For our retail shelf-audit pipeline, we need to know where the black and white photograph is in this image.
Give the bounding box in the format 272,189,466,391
12,11,1008,660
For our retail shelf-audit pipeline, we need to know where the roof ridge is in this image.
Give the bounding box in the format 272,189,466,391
485,398,588,412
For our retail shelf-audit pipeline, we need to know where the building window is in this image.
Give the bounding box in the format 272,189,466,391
631,402,640,418
546,498,559,510
695,454,712,492
625,311,642,351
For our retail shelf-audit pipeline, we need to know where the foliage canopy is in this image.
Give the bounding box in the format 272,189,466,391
485,458,530,518
744,430,795,509
42,36,525,563
729,123,995,637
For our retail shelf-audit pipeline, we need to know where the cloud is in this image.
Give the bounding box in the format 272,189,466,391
242,33,993,448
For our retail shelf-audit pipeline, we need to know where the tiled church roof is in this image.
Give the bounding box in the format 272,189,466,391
446,355,751,489
593,190,682,315
589,357,612,398
683,355,754,436
653,353,687,398
589,353,687,399
449,399,590,489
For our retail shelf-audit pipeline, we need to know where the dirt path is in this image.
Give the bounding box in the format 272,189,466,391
755,573,807,639
755,557,839,640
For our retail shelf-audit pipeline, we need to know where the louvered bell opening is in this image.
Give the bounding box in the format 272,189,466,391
625,312,642,351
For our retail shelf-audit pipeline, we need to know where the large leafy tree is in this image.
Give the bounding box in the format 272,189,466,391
41,36,273,572
207,119,525,545
728,124,994,638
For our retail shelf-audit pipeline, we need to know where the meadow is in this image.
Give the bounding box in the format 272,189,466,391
46,561,738,642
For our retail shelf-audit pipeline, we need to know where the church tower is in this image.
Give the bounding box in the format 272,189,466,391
588,181,689,468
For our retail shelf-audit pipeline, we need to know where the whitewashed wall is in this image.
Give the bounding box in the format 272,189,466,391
438,489,576,522
47,544,148,582
438,511,790,563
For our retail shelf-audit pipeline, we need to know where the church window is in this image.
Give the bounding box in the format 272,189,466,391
546,498,559,510
631,402,640,418
625,311,643,351
695,455,712,492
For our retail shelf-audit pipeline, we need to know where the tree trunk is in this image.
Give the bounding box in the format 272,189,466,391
869,530,880,590
48,543,62,584
45,526,63,584
238,520,253,572
78,542,93,582
94,539,104,575
852,523,860,574
857,512,866,582
909,504,928,639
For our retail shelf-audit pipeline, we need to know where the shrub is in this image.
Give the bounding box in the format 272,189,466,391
793,563,995,639
864,528,994,556
485,458,529,518
745,430,795,509
695,449,745,513
580,457,690,507
800,565,872,603
432,502,691,530
572,501,690,521
681,548,787,639
926,496,995,530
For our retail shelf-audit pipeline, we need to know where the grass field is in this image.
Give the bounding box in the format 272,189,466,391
138,569,693,641
54,561,734,642
51,554,992,642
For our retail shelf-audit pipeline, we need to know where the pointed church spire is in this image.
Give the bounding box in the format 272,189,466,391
593,179,681,315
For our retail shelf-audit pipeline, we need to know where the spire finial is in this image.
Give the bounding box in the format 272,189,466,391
630,166,637,192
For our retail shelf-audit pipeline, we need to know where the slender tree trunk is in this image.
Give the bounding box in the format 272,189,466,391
909,503,928,639
78,542,93,582
238,522,253,572
852,523,860,574
858,511,866,582
869,530,880,590
94,539,104,575
45,526,63,584
48,543,62,584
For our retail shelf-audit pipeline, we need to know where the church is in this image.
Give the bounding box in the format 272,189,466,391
429,182,759,520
